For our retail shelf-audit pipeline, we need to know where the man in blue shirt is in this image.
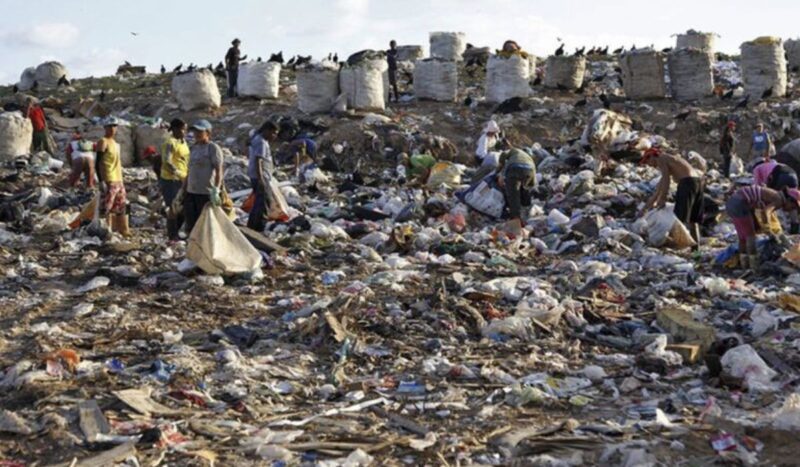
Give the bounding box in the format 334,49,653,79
750,123,773,161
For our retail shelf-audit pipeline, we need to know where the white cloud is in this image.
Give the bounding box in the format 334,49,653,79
64,48,127,78
2,22,80,49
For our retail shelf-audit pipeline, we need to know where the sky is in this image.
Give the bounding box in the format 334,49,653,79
1,0,799,85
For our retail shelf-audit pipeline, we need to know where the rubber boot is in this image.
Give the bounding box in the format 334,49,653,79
113,213,131,237
738,255,749,269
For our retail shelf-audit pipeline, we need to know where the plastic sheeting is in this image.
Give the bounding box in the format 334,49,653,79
297,67,340,114
339,60,387,111
486,55,531,103
668,49,713,101
171,69,221,111
620,50,666,99
741,37,787,99
187,205,262,275
0,111,33,160
413,59,458,102
429,32,466,61
544,56,586,90
238,61,281,99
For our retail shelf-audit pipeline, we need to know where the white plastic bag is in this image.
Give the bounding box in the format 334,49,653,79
266,178,290,221
462,176,505,219
720,344,778,392
645,208,695,248
773,393,800,430
187,205,262,275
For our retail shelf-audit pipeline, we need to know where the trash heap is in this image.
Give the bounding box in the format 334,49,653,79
2,39,800,466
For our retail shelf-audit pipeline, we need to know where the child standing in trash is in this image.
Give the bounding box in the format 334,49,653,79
183,120,224,234
96,117,130,236
726,185,800,270
247,121,279,232
160,118,190,241
496,147,536,235
719,121,737,177
640,147,705,248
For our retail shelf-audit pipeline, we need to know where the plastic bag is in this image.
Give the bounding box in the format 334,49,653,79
720,344,778,392
266,178,290,222
186,205,262,275
773,393,800,430
645,208,696,248
426,162,462,188
729,154,744,177
754,209,782,235
460,175,505,219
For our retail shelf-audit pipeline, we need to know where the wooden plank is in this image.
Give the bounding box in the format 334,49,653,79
238,226,288,254
371,406,429,436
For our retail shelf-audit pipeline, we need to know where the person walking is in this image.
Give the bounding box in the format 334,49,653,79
183,120,224,234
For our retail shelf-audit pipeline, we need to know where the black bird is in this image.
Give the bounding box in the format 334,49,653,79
333,53,338,63
57,75,70,86
187,63,196,71
734,95,750,109
554,44,565,56
613,46,624,54
327,53,332,61
286,56,297,66
215,62,224,71
600,46,609,55
160,64,166,73
124,60,131,66
295,55,312,66
463,96,473,107
532,76,542,86
600,93,611,109
12,84,18,93
673,109,692,121
721,89,734,100
761,86,773,99
206,63,213,71
268,52,284,63
173,64,183,73
574,46,585,57
495,96,525,114
256,56,262,62
574,97,587,107
662,47,672,53
587,46,597,55
99,90,106,102
31,80,38,91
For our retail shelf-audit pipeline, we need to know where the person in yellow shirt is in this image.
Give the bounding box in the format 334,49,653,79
95,116,130,236
159,118,190,240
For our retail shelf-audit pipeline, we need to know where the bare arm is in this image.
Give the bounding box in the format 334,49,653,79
646,160,671,209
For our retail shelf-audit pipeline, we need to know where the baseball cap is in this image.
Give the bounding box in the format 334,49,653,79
190,119,213,131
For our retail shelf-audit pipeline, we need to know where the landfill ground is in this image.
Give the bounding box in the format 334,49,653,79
3,55,800,466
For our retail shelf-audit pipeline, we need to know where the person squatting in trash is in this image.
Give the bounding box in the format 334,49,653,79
183,120,224,234
719,120,737,177
95,116,130,236
65,131,96,189
751,157,800,234
640,147,705,248
726,185,800,270
277,119,317,173
160,118,191,240
496,147,537,234
247,120,279,232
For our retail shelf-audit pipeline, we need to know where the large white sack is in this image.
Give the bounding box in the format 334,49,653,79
786,39,800,71
620,50,667,99
676,30,716,59
238,61,281,98
134,125,169,162
297,68,339,114
397,45,424,62
668,49,713,101
187,205,262,275
741,37,787,99
544,56,586,90
486,55,531,103
17,67,36,91
171,69,221,111
339,60,387,110
34,61,67,88
85,124,135,166
0,112,33,160
414,59,458,102
430,32,466,61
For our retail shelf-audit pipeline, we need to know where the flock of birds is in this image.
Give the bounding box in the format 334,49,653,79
164,51,340,78
552,43,674,58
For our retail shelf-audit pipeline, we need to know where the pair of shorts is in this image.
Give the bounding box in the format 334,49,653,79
103,182,127,214
726,194,755,242
674,177,705,224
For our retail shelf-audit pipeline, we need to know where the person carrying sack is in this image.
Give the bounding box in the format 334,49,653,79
183,120,224,234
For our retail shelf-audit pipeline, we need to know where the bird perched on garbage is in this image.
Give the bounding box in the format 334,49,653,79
187,63,196,71
12,84,18,93
554,44,565,56
599,46,609,55
206,63,213,71
269,52,284,63
295,55,312,66
173,64,182,73
256,56,262,62
333,53,338,63
124,60,131,66
327,53,332,61
160,65,166,73
613,46,624,54
286,56,297,66
574,46,585,57
599,93,611,109
734,95,750,109
215,62,224,71
630,44,637,51
99,90,106,102
57,75,70,86
587,46,596,55
761,87,773,99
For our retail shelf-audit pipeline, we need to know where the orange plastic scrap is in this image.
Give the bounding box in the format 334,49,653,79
778,293,800,313
44,348,81,372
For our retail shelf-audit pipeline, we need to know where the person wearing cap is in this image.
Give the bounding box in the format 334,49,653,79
726,185,800,270
183,120,224,233
247,120,279,232
750,123,773,161
387,40,399,102
25,98,53,155
719,121,737,177
95,117,130,236
224,38,248,98
496,147,537,236
65,131,96,189
160,118,190,240
476,120,501,168
640,147,705,248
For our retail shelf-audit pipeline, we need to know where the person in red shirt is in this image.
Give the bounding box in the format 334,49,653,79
24,98,53,155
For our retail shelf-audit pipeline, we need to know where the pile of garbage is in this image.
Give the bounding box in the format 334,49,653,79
2,35,800,466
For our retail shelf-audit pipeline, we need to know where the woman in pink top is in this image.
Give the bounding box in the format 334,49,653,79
726,185,799,269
